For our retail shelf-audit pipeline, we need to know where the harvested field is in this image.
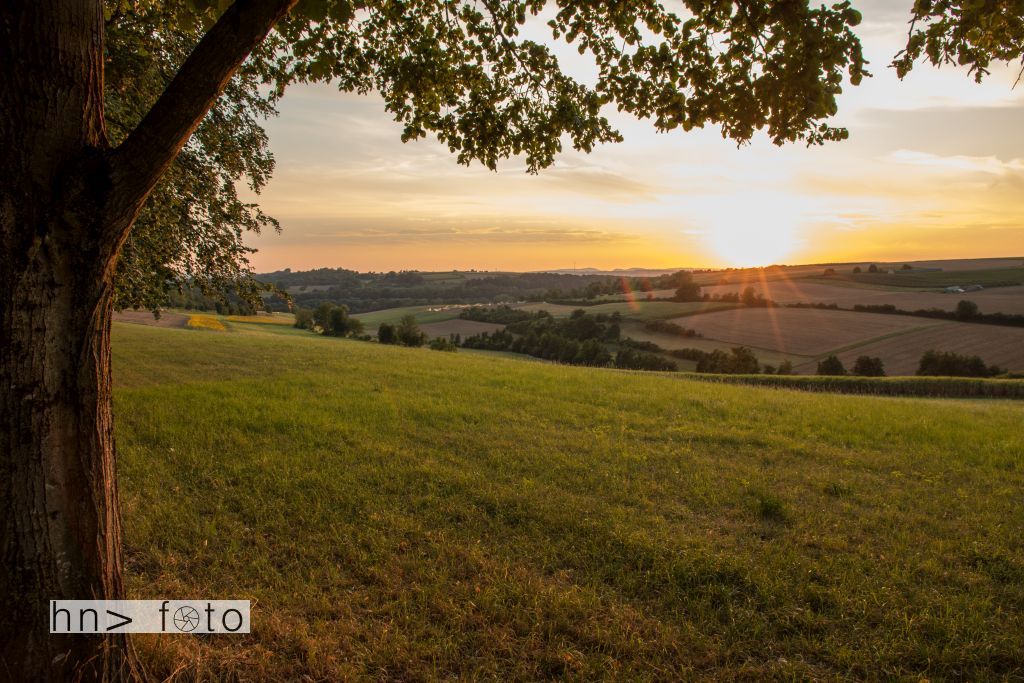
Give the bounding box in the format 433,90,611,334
702,282,1024,315
113,310,189,328
679,308,933,356
825,322,1024,375
619,321,800,368
419,319,504,338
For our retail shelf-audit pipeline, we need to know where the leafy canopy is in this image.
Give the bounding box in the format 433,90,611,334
108,0,873,307
894,0,1024,82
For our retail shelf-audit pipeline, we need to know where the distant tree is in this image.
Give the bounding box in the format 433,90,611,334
955,300,979,321
776,359,795,375
322,305,362,337
901,264,913,270
762,364,777,375
741,286,765,307
852,356,886,377
313,302,335,331
293,308,313,330
673,271,702,301
695,347,760,374
377,323,397,345
817,355,847,376
917,350,1003,378
823,267,837,276
575,339,613,367
728,347,761,374
396,315,427,347
868,264,879,273
852,266,862,274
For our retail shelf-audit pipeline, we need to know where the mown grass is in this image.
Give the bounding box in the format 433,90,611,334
112,322,1024,680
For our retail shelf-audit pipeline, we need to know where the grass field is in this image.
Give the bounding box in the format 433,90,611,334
352,305,466,328
835,267,1024,289
111,322,1024,680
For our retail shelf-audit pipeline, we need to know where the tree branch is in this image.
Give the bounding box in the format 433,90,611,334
107,0,296,240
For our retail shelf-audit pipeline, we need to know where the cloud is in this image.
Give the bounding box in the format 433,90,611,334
279,216,637,246
886,150,1024,175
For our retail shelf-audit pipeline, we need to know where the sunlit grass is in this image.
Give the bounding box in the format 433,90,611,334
112,322,1024,680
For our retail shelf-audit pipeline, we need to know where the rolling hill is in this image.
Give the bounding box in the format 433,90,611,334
113,321,1024,680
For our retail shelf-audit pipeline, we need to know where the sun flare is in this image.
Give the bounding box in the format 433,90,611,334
697,194,806,267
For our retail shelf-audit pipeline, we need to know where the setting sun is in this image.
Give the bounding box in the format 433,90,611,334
696,194,805,267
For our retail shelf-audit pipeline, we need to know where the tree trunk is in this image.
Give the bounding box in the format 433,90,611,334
0,1,140,680
1,0,296,678
0,221,138,681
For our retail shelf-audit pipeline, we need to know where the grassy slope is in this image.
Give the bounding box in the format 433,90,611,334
113,323,1024,680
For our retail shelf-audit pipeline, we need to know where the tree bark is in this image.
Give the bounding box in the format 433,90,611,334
1,0,296,680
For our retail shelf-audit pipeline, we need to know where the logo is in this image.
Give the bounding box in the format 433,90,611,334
50,600,250,633
172,605,201,632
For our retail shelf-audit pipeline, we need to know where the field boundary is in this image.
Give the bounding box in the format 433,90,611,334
677,372,1024,399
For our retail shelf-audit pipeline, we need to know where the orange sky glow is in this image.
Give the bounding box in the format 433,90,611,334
241,1,1024,272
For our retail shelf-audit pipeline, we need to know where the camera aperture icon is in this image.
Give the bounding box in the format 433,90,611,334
172,606,201,632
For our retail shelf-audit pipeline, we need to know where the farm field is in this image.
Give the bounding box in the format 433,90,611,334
110,321,1024,680
352,304,466,327
831,267,1024,289
824,323,1024,376
619,320,800,368
678,308,934,356
113,309,189,328
702,281,1024,315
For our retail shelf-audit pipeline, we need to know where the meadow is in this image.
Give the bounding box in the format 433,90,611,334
112,321,1024,680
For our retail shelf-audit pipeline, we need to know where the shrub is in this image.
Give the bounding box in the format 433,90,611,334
817,355,846,376
614,348,677,371
955,300,979,320
293,308,314,330
852,356,885,377
377,322,397,344
776,359,794,375
867,264,879,273
428,337,458,352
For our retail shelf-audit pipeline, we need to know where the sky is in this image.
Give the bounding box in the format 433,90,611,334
242,1,1024,272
